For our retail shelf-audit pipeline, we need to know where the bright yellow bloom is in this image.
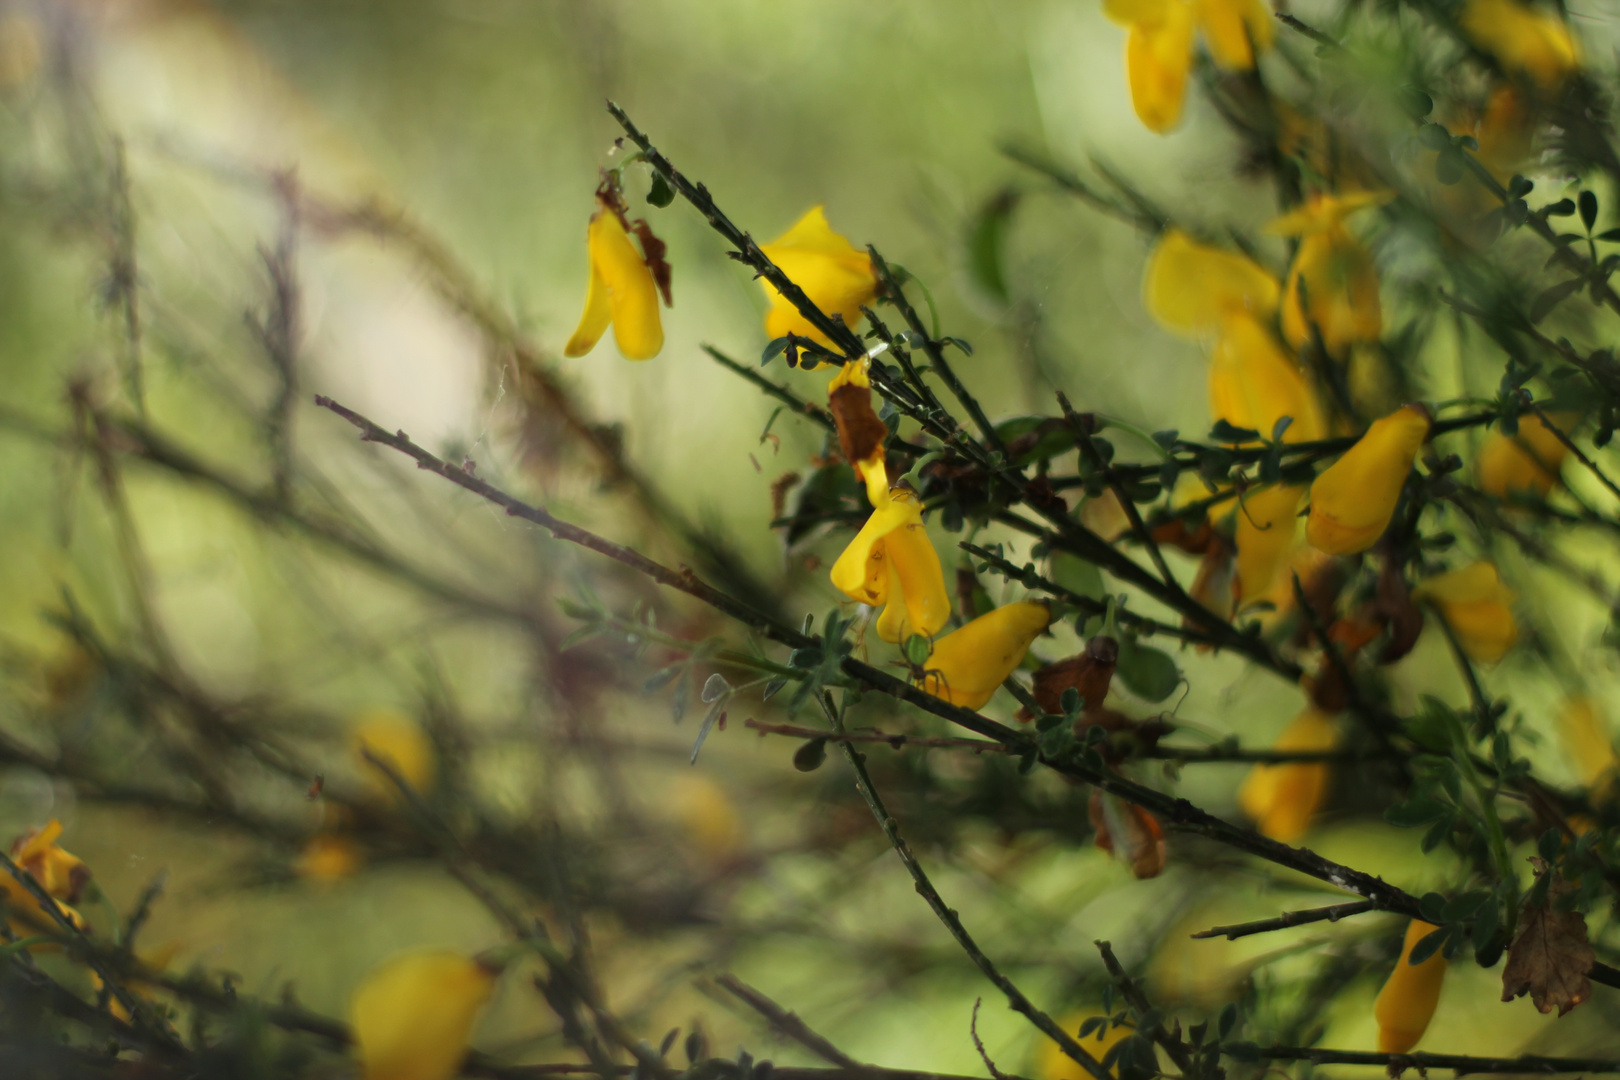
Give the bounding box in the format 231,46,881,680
1143,229,1280,335
1477,412,1570,498
351,951,497,1080
1234,484,1306,608
830,488,950,643
564,198,665,361
1413,562,1518,663
1209,312,1326,443
2,820,88,941
921,602,1051,710
1037,1013,1136,1080
351,710,437,804
1271,192,1389,358
1306,404,1430,555
1373,920,1447,1054
1238,708,1335,842
1558,696,1619,791
759,207,878,352
1104,0,1272,133
1461,0,1579,90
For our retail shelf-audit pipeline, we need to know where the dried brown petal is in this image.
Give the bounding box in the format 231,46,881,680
827,383,887,469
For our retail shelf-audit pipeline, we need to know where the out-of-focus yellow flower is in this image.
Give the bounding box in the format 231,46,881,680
1234,484,1306,608
830,488,950,643
759,207,878,352
1413,562,1518,663
94,941,183,1023
1558,696,1619,793
1238,708,1336,842
1373,920,1447,1054
920,602,1051,710
564,196,666,361
1306,404,1430,555
351,951,497,1080
3,820,89,941
670,775,744,864
1461,0,1579,90
296,833,365,882
1209,312,1326,443
1271,192,1389,358
1037,1013,1136,1080
1104,0,1272,133
351,710,437,804
1475,85,1535,182
1478,412,1570,498
1143,229,1280,335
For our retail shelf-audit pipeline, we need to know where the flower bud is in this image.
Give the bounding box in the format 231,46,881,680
1237,708,1336,842
920,602,1051,710
1413,561,1518,663
1373,920,1447,1054
1306,404,1430,555
351,951,497,1080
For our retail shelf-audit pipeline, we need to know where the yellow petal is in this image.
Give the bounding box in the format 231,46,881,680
1144,229,1279,335
874,508,950,642
1234,484,1305,607
1125,2,1195,134
351,710,437,802
1208,312,1325,442
830,495,919,605
920,602,1051,710
1413,562,1518,663
591,211,664,361
352,951,496,1080
1267,191,1392,237
1373,921,1447,1054
1559,696,1619,788
1104,0,1170,26
1477,412,1571,498
1461,0,1579,89
1306,404,1430,555
1238,708,1335,842
1279,227,1382,357
562,250,613,358
1194,0,1273,70
760,207,877,349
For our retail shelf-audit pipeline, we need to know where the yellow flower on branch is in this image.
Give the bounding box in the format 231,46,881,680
1037,1012,1136,1080
351,950,498,1080
920,602,1051,710
1143,229,1279,335
1477,412,1571,498
1103,0,1273,133
1208,312,1326,443
1373,920,1447,1053
1237,707,1336,842
1413,561,1518,663
759,206,878,353
1306,403,1430,555
564,188,669,361
352,709,438,804
830,487,950,644
1270,191,1389,359
1461,0,1579,90
3,819,89,941
1233,483,1306,608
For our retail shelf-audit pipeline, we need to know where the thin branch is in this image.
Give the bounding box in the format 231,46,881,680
1527,402,1620,505
1189,901,1375,940
1057,393,1176,591
1093,941,1193,1075
714,973,869,1073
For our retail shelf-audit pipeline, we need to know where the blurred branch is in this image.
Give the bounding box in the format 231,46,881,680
1188,901,1375,941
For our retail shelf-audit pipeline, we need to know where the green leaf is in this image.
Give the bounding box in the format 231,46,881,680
701,673,732,703
1435,147,1465,185
1116,637,1179,703
647,172,675,208
761,336,791,366
967,187,1021,304
1417,122,1451,150
1385,797,1450,827
792,738,828,772
1209,419,1261,443
1408,925,1449,965
1580,190,1599,232
1530,277,1584,322
1544,198,1577,217
1400,87,1435,120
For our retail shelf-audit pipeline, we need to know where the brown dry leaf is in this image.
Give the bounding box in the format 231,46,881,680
1501,857,1594,1016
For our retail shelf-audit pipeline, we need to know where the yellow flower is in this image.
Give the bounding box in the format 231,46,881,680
351,951,497,1080
1234,484,1306,608
1237,708,1336,842
1271,192,1389,358
1373,920,1447,1054
1477,412,1570,498
1306,403,1431,555
1037,1013,1136,1080
920,602,1051,710
1474,85,1535,182
1143,229,1280,335
1461,0,1579,90
351,710,437,804
1558,696,1619,791
1208,312,1326,443
670,775,744,864
1104,0,1272,133
759,207,878,353
1413,562,1518,663
563,195,666,361
830,487,950,644
296,833,365,882
3,820,89,941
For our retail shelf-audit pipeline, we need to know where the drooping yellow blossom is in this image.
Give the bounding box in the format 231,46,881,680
1478,412,1571,498
1373,920,1447,1054
670,775,744,865
1306,404,1431,555
296,832,365,882
1143,229,1280,335
564,196,666,361
1037,1012,1137,1080
1104,0,1273,133
351,710,437,804
920,602,1051,710
1461,0,1579,91
1209,312,1326,443
830,487,950,643
1234,483,1306,607
351,951,498,1080
1238,708,1336,842
1271,192,1390,358
1413,562,1518,663
759,207,878,353
2,820,89,940
1558,696,1619,795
